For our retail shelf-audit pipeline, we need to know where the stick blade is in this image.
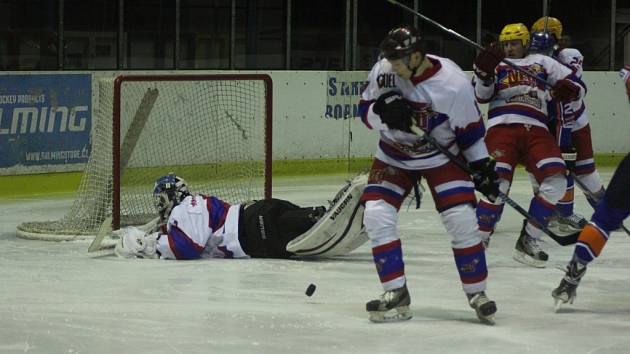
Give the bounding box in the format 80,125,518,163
88,216,113,253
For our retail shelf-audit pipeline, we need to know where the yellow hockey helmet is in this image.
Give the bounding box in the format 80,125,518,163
532,16,563,40
499,23,530,47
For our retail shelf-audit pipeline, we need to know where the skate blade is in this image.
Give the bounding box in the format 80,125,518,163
512,250,546,268
473,303,497,325
368,306,412,323
553,298,564,312
552,292,574,312
478,314,496,325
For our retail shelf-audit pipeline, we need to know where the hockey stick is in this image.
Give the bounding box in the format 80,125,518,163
409,125,579,246
88,216,161,253
570,171,630,236
384,0,553,89
88,216,113,252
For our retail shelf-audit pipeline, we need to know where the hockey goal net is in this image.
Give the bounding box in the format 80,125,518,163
17,74,272,240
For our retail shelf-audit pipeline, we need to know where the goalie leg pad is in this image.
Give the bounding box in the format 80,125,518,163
286,174,369,257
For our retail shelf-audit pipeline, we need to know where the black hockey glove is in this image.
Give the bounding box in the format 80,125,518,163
469,158,500,202
372,91,413,133
561,145,577,171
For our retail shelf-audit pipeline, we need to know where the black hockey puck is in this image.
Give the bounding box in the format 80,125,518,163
305,283,316,297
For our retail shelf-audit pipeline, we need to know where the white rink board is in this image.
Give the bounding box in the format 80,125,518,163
3,70,630,176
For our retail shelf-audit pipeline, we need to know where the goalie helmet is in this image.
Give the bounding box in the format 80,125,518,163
153,173,191,221
379,26,423,60
529,31,556,56
532,16,563,40
499,23,530,47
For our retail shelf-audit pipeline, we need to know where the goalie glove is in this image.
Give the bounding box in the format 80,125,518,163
561,145,577,171
114,227,160,259
372,91,413,133
469,158,500,202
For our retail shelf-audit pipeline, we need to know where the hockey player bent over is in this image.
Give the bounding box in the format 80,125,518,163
531,17,605,234
115,173,368,260
358,26,500,324
472,23,584,268
551,66,630,310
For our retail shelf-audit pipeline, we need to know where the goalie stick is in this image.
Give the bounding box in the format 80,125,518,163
88,216,113,253
570,171,630,236
409,125,579,246
384,0,554,89
88,87,160,252
88,216,161,253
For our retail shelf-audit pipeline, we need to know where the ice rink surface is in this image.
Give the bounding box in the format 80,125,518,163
1,170,630,354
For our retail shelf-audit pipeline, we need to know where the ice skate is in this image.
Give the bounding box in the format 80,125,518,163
549,213,587,236
552,261,587,312
366,284,412,323
467,291,497,325
513,219,548,268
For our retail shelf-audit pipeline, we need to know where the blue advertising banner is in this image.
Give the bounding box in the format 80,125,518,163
0,74,91,170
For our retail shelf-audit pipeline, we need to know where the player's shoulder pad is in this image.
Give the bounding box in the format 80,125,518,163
423,55,474,108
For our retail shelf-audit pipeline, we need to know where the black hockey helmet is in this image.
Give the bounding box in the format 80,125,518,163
379,26,423,60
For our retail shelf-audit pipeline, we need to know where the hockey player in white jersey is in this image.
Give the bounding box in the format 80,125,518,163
530,17,605,235
114,173,368,260
473,23,584,268
358,26,500,324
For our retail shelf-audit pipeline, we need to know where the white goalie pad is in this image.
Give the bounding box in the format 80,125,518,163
286,174,369,257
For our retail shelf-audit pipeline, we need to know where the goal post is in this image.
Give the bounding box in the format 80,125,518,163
17,73,273,240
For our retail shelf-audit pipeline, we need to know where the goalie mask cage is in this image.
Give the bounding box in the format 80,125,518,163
17,74,272,241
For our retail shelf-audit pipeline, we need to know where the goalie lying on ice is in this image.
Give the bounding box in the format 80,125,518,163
115,173,368,260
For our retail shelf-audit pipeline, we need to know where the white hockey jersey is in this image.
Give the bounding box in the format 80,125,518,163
359,55,489,170
473,53,584,131
156,194,248,260
555,47,588,130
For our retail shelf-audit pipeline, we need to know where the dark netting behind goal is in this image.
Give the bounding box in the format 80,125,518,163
17,74,272,240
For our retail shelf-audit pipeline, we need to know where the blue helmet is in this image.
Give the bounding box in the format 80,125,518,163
153,173,190,220
529,31,556,56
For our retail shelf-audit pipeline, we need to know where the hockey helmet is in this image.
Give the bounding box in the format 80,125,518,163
379,26,423,60
532,16,563,40
499,23,530,47
153,173,190,220
529,31,557,56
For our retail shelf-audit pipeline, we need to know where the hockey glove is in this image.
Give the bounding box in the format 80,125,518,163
473,44,504,82
561,145,577,171
552,79,580,102
469,158,500,202
373,91,413,132
114,227,159,259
